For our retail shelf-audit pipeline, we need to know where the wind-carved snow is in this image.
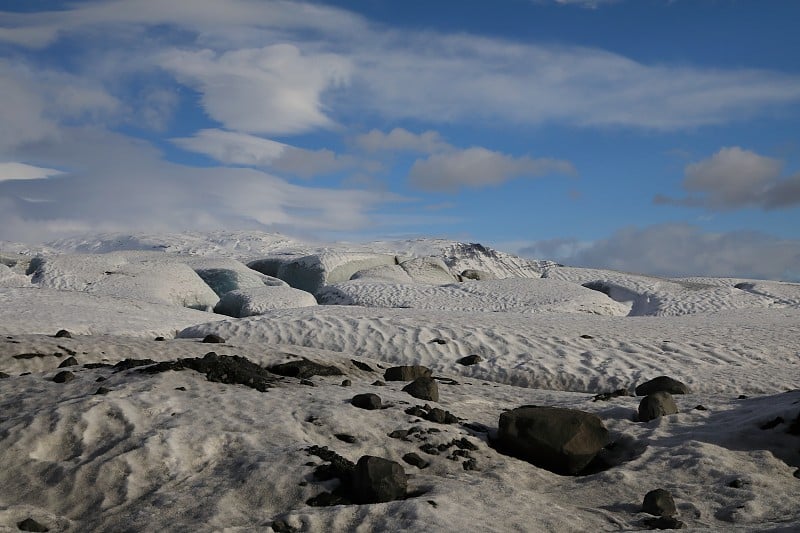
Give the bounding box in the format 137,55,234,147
214,286,317,317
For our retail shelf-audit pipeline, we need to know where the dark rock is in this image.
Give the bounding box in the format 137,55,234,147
737,395,748,400
388,429,410,439
580,334,594,339
457,355,483,366
175,386,186,391
268,359,343,379
593,388,630,402
402,377,439,402
460,269,495,281
405,406,427,418
57,345,77,356
635,376,690,396
351,359,374,372
728,478,747,489
642,516,685,529
759,416,784,430
94,387,111,395
139,352,276,391
638,392,678,422
13,353,57,360
694,405,707,411
306,445,356,481
384,365,432,381
429,338,447,345
154,336,165,341
271,519,296,533
642,488,677,516
0,371,9,379
300,379,315,386
84,363,112,369
371,380,385,386
496,406,609,475
351,393,382,410
463,458,478,470
402,452,428,469
419,443,440,455
452,437,479,451
794,469,800,479
340,379,352,387
54,329,72,338
16,518,49,532
58,356,78,368
202,334,225,344
425,407,458,424
113,358,157,372
335,433,357,443
352,456,407,504
306,491,350,507
52,371,75,383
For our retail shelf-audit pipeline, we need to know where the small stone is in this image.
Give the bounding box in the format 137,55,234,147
16,518,49,532
94,387,111,395
402,377,439,402
429,338,447,345
340,379,352,387
371,380,385,386
580,334,594,339
402,452,428,469
175,386,186,391
419,443,440,455
694,405,707,411
351,393,382,410
737,395,748,400
642,488,677,517
350,359,374,372
335,433,356,443
593,388,630,402
54,329,72,339
728,478,747,489
388,429,410,439
271,519,295,533
642,516,685,530
456,355,482,366
202,334,225,344
58,356,78,368
154,336,165,341
52,371,75,383
300,379,315,386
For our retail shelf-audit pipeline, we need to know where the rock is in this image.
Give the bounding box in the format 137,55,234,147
384,365,432,381
642,516,685,529
462,458,478,470
154,336,165,341
794,469,800,479
497,406,609,475
0,371,10,379
388,429,411,439
52,371,75,383
271,519,296,533
351,359,374,372
335,433,356,443
340,379,352,387
638,392,678,422
202,334,225,344
94,387,111,395
593,388,630,402
694,405,707,411
351,393,382,410
425,407,458,424
58,356,78,368
54,329,72,338
402,377,439,402
580,334,594,339
457,355,483,366
402,452,429,469
728,478,747,489
352,456,407,504
268,359,343,379
429,338,447,345
460,269,495,281
139,352,276,391
371,380,385,386
16,518,49,532
642,488,677,516
635,376,690,396
300,379,315,387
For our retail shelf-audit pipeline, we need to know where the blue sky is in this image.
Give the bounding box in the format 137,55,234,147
1,0,799,280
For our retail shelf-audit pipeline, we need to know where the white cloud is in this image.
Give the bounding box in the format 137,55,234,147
355,128,449,154
519,223,800,281
159,44,352,135
408,147,576,191
655,147,800,210
0,162,63,182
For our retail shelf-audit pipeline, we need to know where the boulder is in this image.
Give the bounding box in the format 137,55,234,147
642,488,677,516
635,376,690,396
54,329,72,338
268,359,343,379
58,356,78,368
202,334,225,344
638,392,678,422
457,355,483,366
402,377,439,402
352,456,407,503
497,406,609,475
460,269,496,281
52,371,75,383
16,518,49,532
384,365,432,381
351,393,382,410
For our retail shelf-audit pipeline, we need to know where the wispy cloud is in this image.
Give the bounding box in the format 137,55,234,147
355,128,450,154
0,162,64,182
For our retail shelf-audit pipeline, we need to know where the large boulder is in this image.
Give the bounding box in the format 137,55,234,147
638,392,678,422
402,377,439,402
352,456,407,503
635,376,690,396
384,365,432,381
497,406,609,475
213,286,316,317
642,488,678,517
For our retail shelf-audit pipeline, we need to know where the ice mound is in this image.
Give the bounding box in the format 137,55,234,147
184,257,287,297
213,286,317,317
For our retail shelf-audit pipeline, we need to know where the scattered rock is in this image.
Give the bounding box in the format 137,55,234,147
429,338,447,345
352,456,407,504
642,488,677,516
58,356,78,368
425,407,458,424
402,452,428,469
95,387,111,395
642,516,685,530
57,345,77,356
388,429,411,439
638,392,678,422
175,386,186,391
457,355,482,366
737,395,748,400
0,371,10,379
154,336,165,341
635,376,690,396
419,443,440,455
463,458,478,470
52,371,75,383
202,334,225,344
371,380,386,386
496,406,609,475
16,518,49,532
300,379,315,387
593,388,630,402
139,352,276,391
384,365,432,381
54,329,72,339
268,359,344,379
694,405,707,411
351,359,374,372
402,377,439,402
270,519,296,533
728,478,747,489
335,434,357,444
580,334,594,339
351,393,382,410
13,353,58,360
340,379,352,387
113,358,157,372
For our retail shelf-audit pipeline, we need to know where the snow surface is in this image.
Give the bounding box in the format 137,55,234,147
1,231,799,532
214,286,318,318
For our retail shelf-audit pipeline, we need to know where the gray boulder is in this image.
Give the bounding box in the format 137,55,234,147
351,393,382,410
642,488,678,517
384,365,432,381
352,456,407,503
635,376,690,396
638,392,678,422
402,377,439,402
460,269,496,281
497,406,609,475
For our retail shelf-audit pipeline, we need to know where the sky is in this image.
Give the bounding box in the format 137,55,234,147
1,0,799,280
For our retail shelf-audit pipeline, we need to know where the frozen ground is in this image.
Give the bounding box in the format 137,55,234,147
1,231,798,532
